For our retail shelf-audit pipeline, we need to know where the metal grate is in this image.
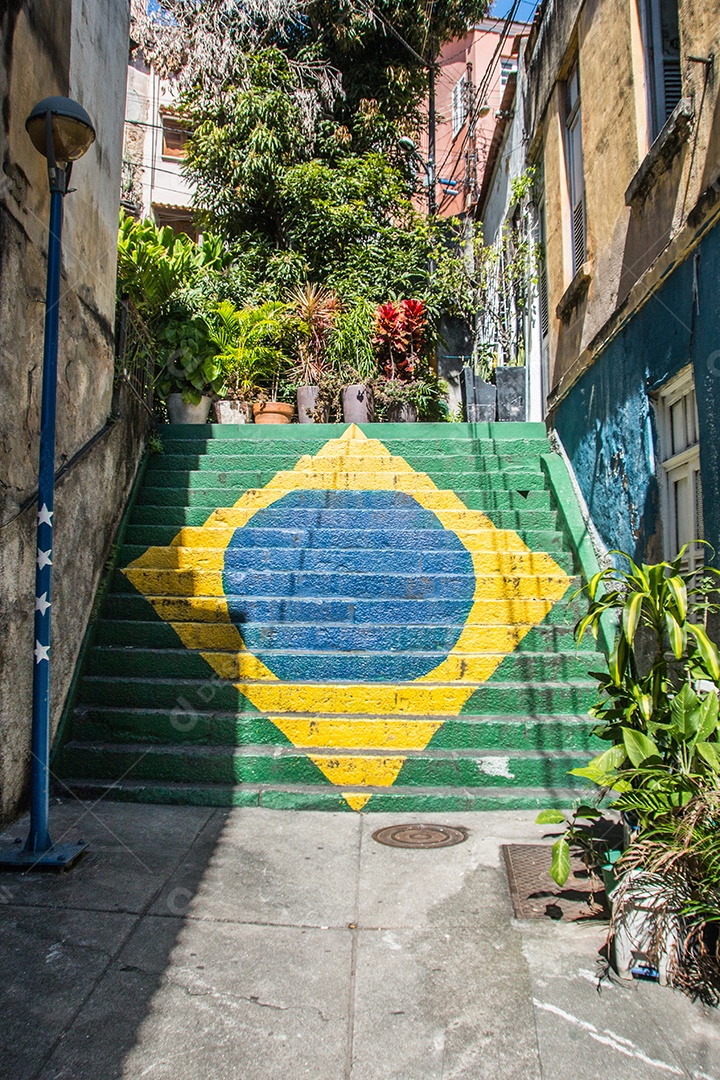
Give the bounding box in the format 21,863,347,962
372,824,468,849
502,844,608,921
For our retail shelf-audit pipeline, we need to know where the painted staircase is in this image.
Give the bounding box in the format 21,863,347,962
55,422,603,812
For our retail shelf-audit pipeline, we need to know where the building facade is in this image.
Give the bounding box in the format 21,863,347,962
0,0,146,822
480,0,720,565
122,58,196,234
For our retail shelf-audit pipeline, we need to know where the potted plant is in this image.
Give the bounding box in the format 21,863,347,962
154,306,224,423
537,547,720,998
371,299,431,422
287,283,341,423
322,299,378,423
207,300,288,423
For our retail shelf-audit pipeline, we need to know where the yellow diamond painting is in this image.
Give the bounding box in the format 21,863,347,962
124,425,570,809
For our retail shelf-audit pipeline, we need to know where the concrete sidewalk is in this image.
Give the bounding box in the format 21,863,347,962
0,801,718,1080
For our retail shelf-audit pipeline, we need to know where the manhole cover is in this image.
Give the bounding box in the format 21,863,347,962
372,824,468,849
502,844,608,921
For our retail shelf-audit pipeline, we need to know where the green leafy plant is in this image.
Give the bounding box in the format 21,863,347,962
206,300,290,402
538,547,720,887
154,306,224,405
287,283,342,386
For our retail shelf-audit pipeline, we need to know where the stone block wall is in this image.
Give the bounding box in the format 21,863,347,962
0,0,148,823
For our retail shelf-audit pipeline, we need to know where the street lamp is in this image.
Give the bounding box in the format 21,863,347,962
0,97,95,870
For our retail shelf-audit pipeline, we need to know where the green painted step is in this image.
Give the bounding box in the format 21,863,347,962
56,420,605,811
76,675,598,715
71,708,601,752
56,741,593,788
85,646,603,683
93,619,592,651
57,778,593,812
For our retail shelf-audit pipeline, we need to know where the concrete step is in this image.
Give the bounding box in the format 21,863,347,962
77,675,598,714
123,523,569,554
85,645,602,683
70,708,601,752
145,452,549,474
103,591,585,626
118,544,576,575
56,740,593,789
54,777,591,811
94,619,592,652
134,473,549,505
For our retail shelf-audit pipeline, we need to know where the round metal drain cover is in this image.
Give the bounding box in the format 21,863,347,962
372,824,468,849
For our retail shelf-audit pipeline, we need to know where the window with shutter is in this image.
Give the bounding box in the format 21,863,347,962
452,75,468,138
638,0,681,142
564,64,586,276
656,368,704,572
161,114,190,159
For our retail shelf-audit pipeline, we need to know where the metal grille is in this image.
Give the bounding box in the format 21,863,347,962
572,198,586,275
115,296,155,415
502,844,608,920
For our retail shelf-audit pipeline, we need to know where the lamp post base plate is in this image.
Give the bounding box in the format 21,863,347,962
0,841,88,871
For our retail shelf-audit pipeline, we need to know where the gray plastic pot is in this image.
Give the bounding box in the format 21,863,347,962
297,385,328,424
341,384,374,423
166,393,212,424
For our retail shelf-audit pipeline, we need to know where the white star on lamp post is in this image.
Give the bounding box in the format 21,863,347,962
36,548,52,569
35,593,51,616
34,641,50,664
37,504,53,527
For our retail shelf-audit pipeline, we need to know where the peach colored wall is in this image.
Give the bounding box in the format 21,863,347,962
420,20,531,218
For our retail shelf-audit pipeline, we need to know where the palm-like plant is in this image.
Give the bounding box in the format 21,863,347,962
287,283,342,385
207,300,289,401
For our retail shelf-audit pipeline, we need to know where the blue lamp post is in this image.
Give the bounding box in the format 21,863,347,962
0,98,95,870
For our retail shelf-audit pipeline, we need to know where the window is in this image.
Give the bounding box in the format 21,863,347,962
657,367,704,571
153,205,198,241
161,114,189,159
501,58,516,87
452,74,468,138
564,63,586,276
638,0,681,142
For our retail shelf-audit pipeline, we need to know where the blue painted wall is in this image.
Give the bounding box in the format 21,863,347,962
554,218,720,563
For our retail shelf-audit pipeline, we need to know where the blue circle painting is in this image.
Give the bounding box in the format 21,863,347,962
222,489,476,682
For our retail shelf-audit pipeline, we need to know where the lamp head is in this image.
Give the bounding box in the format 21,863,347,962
398,136,418,154
26,97,95,165
477,102,491,118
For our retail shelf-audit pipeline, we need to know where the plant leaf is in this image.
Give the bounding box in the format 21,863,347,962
622,591,645,646
550,837,571,887
622,727,660,766
536,810,566,824
687,623,720,681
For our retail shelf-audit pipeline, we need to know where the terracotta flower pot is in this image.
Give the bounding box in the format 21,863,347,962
253,401,295,425
214,399,253,424
166,393,212,424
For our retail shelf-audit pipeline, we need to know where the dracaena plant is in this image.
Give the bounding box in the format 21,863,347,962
538,545,720,887
372,298,427,381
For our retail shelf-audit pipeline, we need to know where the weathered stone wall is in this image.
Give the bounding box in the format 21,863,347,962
0,0,146,823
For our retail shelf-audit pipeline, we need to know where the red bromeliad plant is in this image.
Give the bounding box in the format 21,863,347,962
372,298,427,381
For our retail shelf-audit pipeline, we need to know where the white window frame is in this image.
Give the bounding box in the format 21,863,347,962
656,366,704,572
452,74,468,138
500,58,516,87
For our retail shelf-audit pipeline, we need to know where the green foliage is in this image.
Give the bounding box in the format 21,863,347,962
206,300,291,401
153,307,224,404
538,546,720,896
117,212,225,321
325,298,377,383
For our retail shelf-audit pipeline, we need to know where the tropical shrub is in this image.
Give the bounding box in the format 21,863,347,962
372,298,427,381
153,306,224,404
287,284,342,385
206,300,290,402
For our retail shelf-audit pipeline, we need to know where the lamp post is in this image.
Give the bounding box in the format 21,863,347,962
0,97,95,870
